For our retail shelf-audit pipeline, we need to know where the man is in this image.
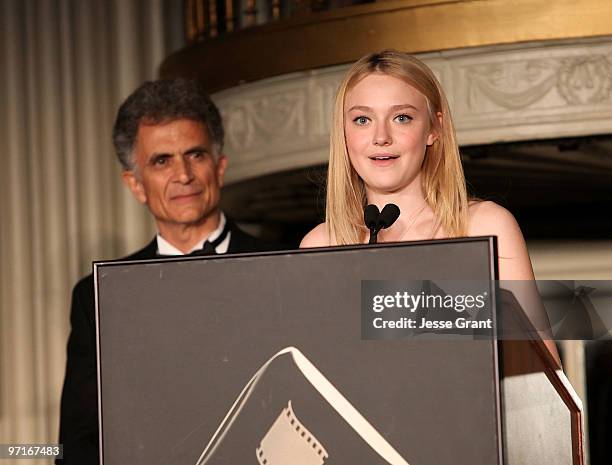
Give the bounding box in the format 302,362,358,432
57,79,279,464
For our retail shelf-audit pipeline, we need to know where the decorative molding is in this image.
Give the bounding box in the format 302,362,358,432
458,53,612,112
223,89,307,154
557,56,612,105
213,38,612,184
214,66,343,182
466,60,559,110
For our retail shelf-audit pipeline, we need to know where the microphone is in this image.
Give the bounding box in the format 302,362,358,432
379,204,400,229
364,203,400,244
364,204,380,231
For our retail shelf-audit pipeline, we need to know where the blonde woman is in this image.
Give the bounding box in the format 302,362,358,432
301,50,533,281
301,51,561,364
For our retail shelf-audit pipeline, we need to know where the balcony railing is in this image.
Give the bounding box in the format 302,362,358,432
185,0,374,41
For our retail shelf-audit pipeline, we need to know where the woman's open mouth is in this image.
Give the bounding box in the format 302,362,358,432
369,154,399,165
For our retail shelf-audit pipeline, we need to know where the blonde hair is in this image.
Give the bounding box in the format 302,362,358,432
326,50,469,244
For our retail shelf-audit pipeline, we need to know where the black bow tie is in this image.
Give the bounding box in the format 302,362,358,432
157,220,230,257
188,240,218,256
188,220,231,256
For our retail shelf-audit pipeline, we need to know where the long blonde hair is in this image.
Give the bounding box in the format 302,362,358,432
326,50,469,244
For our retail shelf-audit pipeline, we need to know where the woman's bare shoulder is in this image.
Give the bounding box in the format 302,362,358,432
468,200,519,234
300,223,331,248
468,200,534,279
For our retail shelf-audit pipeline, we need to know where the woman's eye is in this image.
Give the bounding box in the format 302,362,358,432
353,116,370,125
394,114,413,123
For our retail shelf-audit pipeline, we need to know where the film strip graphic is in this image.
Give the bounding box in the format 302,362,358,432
194,347,410,465
256,401,329,465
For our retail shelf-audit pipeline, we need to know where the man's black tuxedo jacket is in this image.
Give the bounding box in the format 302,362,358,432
57,224,281,465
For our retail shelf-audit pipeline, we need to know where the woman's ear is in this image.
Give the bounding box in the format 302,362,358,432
426,112,443,146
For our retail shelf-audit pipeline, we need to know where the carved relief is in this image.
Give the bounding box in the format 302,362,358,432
221,90,307,154
309,79,341,136
465,54,612,111
467,59,558,110
557,55,612,105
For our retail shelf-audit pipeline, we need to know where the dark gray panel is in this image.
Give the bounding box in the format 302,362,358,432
96,239,499,465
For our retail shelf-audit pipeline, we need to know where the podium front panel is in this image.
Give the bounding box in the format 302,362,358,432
95,238,499,465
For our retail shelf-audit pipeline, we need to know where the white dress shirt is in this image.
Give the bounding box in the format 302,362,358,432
156,212,231,255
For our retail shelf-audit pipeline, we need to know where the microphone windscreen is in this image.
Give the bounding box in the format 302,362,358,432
363,204,380,230
379,204,400,229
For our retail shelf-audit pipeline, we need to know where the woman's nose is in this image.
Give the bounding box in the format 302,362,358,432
373,122,392,146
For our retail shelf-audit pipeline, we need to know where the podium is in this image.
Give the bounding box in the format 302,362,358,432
94,237,582,465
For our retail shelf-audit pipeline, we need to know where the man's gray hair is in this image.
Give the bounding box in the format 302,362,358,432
112,79,224,170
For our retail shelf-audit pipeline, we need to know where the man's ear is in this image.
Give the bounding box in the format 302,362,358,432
426,111,443,146
121,170,147,204
215,154,228,188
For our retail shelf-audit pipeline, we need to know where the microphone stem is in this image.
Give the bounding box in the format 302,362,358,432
368,229,379,244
